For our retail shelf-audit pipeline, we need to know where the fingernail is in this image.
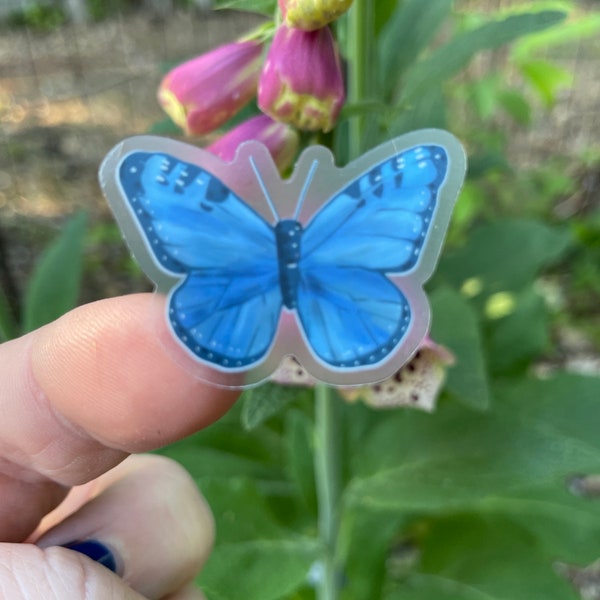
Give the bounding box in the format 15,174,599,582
62,540,118,573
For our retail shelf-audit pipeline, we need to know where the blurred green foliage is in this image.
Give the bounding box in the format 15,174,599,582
6,2,67,30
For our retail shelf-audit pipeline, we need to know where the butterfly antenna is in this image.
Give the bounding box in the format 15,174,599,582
249,156,279,221
293,159,319,220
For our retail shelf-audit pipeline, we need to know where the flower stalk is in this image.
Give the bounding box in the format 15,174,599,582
314,383,342,600
313,2,372,599
345,0,374,160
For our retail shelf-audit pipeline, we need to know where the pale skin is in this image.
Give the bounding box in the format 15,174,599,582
0,294,238,599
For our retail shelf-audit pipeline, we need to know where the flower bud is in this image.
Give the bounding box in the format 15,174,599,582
279,0,354,31
158,40,262,136
258,25,345,132
207,115,299,172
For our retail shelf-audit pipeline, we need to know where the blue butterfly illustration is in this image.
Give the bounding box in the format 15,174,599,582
100,131,465,386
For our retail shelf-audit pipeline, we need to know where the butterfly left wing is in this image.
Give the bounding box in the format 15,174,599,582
169,268,282,368
297,142,461,369
107,148,283,370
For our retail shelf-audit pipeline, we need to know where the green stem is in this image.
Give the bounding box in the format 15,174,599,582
346,0,375,160
313,4,375,598
314,383,342,600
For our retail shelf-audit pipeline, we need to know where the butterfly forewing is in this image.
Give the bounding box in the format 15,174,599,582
119,152,276,273
301,145,448,272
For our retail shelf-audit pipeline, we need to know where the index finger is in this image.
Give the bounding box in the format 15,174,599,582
0,294,237,539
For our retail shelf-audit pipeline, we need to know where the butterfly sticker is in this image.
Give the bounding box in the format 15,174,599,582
99,129,466,387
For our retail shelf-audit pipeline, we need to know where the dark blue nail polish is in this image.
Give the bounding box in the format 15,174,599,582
62,540,118,573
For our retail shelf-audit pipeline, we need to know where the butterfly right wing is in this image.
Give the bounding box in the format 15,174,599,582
116,150,282,369
296,142,459,371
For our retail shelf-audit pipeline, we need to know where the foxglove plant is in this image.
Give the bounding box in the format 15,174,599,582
156,5,455,600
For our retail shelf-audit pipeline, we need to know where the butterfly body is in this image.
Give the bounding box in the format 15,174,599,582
275,219,303,309
100,130,466,386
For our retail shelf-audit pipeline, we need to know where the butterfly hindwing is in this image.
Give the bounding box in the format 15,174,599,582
297,145,449,367
169,271,282,368
117,151,282,368
296,265,410,367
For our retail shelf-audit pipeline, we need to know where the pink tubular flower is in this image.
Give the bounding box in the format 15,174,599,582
207,115,299,173
279,0,354,31
158,40,263,136
258,25,345,133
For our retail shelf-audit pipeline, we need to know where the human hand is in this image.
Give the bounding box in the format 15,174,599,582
0,294,238,599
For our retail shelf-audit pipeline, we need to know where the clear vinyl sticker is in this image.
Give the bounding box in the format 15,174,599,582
99,129,467,388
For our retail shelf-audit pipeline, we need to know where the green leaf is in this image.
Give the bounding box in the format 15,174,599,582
496,373,600,456
374,0,401,36
201,478,293,543
160,411,287,483
241,383,312,431
161,443,283,482
468,77,501,120
199,477,319,600
0,290,18,341
497,89,532,125
430,287,491,410
346,373,600,514
340,100,389,120
147,117,182,136
389,515,581,600
285,409,317,514
437,219,572,295
378,0,453,99
389,84,447,136
400,11,566,103
512,11,600,60
23,212,87,332
202,538,318,600
213,0,276,15
485,287,550,374
519,59,572,107
340,509,406,600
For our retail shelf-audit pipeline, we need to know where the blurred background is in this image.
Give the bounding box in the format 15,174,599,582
2,3,600,598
